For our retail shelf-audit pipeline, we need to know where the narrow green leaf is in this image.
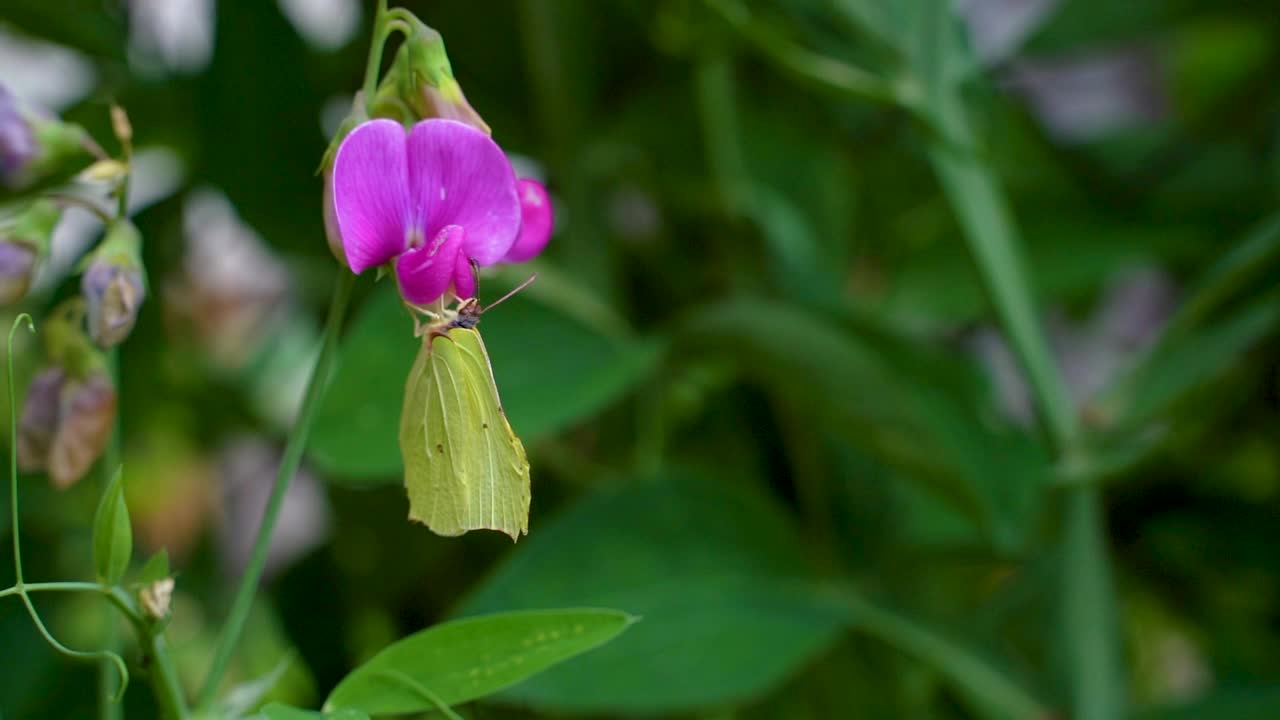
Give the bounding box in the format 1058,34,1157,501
91,466,132,585
324,609,634,716
217,655,291,719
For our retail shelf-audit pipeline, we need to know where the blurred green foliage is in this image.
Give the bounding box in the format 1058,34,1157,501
3,0,1280,718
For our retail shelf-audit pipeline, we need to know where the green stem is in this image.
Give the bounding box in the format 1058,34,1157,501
146,633,187,720
694,51,749,217
196,271,355,707
703,0,895,105
5,316,131,703
100,348,122,720
361,0,393,114
0,580,109,599
927,102,1123,719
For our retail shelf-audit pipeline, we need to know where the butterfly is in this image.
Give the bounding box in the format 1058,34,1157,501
399,277,534,540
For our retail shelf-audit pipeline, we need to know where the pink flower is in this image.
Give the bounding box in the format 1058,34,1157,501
331,118,552,304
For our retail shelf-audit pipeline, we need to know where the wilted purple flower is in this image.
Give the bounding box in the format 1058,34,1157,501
82,220,147,348
332,118,552,304
0,84,36,188
18,366,116,489
17,366,66,474
50,371,116,489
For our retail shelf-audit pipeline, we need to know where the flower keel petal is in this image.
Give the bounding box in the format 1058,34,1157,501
452,252,476,300
396,224,464,305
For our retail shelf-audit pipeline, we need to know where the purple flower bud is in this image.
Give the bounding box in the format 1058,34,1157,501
17,366,66,474
82,220,146,348
0,84,36,188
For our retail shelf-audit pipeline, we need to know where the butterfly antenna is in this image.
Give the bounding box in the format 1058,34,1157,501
482,274,538,313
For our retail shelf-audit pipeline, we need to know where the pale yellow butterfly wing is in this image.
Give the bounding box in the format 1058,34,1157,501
399,326,530,539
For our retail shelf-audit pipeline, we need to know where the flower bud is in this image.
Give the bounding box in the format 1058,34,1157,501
139,577,174,620
0,199,58,304
383,18,490,134
0,83,36,188
82,220,146,348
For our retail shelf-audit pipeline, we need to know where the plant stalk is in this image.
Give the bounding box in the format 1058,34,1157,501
196,271,355,707
147,633,188,720
99,348,123,720
928,102,1123,719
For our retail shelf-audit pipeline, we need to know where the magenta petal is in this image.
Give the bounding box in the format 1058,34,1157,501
452,253,476,300
333,119,411,274
406,119,521,266
395,225,464,305
503,179,553,263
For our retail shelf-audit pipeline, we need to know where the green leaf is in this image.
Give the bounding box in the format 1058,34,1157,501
258,704,368,720
1102,291,1280,430
324,609,633,716
454,471,845,714
91,466,132,585
310,284,659,483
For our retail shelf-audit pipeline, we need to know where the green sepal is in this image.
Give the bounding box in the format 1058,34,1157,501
27,116,94,180
1,198,59,256
135,548,170,586
82,219,145,280
318,92,372,175
381,16,490,134
42,298,107,378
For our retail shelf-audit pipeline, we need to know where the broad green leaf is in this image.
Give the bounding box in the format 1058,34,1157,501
310,284,659,483
258,703,368,720
92,466,132,585
454,471,845,714
400,327,529,540
324,609,633,716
